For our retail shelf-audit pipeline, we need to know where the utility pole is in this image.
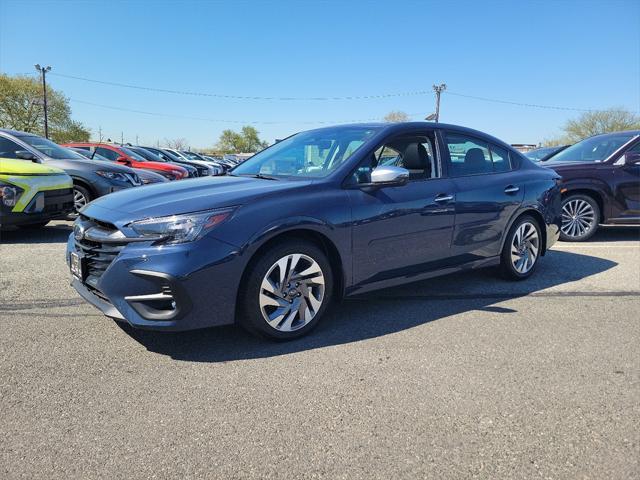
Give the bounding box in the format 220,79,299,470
135,135,139,145
432,83,447,122
121,131,124,144
34,64,52,138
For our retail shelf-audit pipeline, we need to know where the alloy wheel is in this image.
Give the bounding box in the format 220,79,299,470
259,253,325,332
561,198,595,239
510,222,540,274
73,188,88,212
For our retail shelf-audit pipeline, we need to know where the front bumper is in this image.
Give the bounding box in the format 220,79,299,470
66,232,245,331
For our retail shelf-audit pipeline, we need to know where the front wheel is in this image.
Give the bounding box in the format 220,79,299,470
560,194,600,242
73,185,92,213
500,215,542,280
238,241,333,340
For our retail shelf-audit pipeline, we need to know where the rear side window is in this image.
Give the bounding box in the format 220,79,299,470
489,144,512,172
444,133,492,176
95,147,119,161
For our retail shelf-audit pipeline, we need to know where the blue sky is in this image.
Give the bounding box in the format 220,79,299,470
1,0,638,149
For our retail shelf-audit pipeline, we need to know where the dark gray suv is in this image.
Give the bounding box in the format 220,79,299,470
0,129,142,212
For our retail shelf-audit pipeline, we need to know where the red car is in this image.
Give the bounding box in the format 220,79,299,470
64,142,188,180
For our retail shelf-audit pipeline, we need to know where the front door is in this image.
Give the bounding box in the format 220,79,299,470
348,132,456,287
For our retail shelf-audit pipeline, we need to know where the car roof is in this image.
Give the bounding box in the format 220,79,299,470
0,128,39,137
302,122,517,151
586,130,640,138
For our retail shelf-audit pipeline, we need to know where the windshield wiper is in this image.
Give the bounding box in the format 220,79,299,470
234,173,280,180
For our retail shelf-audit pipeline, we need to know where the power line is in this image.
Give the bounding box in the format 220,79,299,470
53,73,431,101
69,98,425,125
445,91,605,112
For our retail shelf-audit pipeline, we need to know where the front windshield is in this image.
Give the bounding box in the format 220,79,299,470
18,135,84,159
120,147,147,162
547,133,636,163
232,127,380,178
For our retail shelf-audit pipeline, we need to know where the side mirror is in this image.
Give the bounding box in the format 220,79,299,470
623,151,640,166
370,165,410,187
15,150,38,162
116,156,131,165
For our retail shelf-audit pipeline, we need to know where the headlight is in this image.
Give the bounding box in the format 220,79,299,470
128,207,235,244
0,182,23,208
96,170,129,182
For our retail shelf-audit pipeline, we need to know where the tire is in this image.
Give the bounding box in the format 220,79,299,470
559,194,600,242
500,215,542,281
73,185,92,213
16,221,49,229
238,240,334,340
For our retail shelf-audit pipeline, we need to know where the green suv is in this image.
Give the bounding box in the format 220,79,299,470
0,157,74,229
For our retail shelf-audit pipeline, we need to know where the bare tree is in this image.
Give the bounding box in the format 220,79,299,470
383,110,410,123
164,137,189,150
544,107,640,145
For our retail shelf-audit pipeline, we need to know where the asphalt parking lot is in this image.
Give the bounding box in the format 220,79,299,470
1,221,638,479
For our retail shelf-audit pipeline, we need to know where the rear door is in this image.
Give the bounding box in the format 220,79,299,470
610,140,640,221
441,131,524,259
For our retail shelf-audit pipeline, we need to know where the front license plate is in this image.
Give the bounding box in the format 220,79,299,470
70,252,83,279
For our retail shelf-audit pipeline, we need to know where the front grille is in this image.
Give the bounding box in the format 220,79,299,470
26,188,74,215
75,216,127,291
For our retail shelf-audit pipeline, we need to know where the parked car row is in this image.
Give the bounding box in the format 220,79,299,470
0,128,250,228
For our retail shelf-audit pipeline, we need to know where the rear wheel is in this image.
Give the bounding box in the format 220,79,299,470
238,241,333,340
560,194,599,242
500,215,542,280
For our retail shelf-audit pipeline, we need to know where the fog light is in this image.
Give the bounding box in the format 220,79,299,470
0,185,21,207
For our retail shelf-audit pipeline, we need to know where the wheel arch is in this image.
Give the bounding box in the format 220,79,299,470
501,208,549,256
236,227,346,311
561,188,605,223
70,176,96,199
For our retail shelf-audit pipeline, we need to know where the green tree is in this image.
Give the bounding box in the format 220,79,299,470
215,126,269,153
383,110,410,123
544,108,640,145
0,73,90,143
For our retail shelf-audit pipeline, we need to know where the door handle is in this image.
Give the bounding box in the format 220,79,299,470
504,185,520,194
434,194,454,203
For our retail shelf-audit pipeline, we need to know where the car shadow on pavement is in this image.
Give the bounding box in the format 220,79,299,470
586,225,640,242
119,249,619,363
0,222,72,244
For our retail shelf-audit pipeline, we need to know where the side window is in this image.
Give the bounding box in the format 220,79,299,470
489,144,512,172
352,135,438,184
74,146,90,151
445,133,492,176
95,147,118,161
0,137,23,159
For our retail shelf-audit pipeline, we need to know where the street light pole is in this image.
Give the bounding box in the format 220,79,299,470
34,64,52,138
432,83,447,122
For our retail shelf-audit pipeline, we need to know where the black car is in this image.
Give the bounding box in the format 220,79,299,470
67,122,562,340
0,129,141,212
543,130,640,241
139,146,215,177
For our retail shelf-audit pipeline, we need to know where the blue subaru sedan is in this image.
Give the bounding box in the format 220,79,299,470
67,122,562,340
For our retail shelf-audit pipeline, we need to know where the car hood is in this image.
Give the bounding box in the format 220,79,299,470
45,157,137,174
82,175,313,225
143,160,185,172
542,161,598,171
0,157,67,175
